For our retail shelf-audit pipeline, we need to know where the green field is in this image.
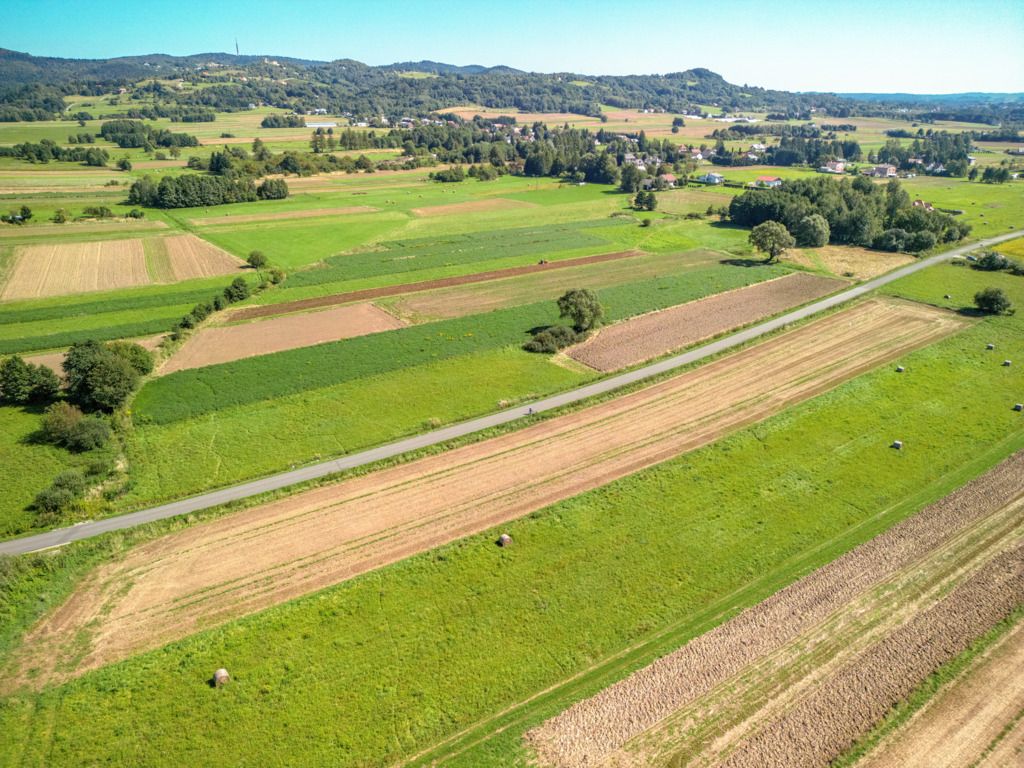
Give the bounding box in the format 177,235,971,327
1,270,1021,767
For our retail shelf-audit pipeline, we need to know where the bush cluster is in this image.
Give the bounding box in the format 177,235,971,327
523,325,580,354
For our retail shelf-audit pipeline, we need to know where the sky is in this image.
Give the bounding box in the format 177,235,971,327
4,0,1023,94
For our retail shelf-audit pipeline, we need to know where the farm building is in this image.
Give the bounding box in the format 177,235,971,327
697,172,725,185
820,160,846,174
755,175,783,188
872,164,898,178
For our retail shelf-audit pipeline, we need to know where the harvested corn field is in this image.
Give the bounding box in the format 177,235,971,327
410,197,537,217
858,619,1024,768
7,299,965,689
161,234,245,280
568,272,845,371
0,239,149,299
160,302,404,373
527,451,1024,768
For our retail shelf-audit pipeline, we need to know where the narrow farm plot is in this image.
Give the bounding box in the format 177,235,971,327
228,250,646,321
7,298,966,689
568,272,845,372
858,620,1024,768
0,239,149,300
160,302,404,373
528,453,1024,768
785,245,916,281
161,234,246,281
188,205,379,227
410,197,538,217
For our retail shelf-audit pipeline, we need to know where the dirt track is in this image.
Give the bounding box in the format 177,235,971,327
229,250,645,321
160,302,404,373
527,451,1024,768
568,273,845,371
6,299,965,689
858,620,1024,768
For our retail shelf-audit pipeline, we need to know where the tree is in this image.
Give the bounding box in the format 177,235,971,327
749,220,795,263
557,288,604,332
974,287,1013,315
51,208,69,224
63,341,139,411
619,164,644,193
794,214,830,247
0,356,59,403
106,341,154,375
247,250,268,270
224,277,251,303
117,156,132,171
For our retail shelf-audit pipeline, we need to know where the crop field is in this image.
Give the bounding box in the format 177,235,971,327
188,205,379,226
1,268,1021,766
528,452,1024,767
161,302,405,373
7,298,963,687
858,619,1024,768
158,234,246,280
784,245,916,280
567,272,844,372
410,197,538,217
0,239,149,299
995,235,1024,258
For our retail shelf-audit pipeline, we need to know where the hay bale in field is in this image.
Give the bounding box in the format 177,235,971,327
1004,360,1012,367
213,668,230,687
892,440,904,450
1014,404,1023,412
497,533,513,547
896,365,905,373
987,343,995,350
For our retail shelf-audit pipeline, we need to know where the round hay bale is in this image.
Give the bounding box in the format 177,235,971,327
987,343,995,350
496,533,513,547
214,668,230,687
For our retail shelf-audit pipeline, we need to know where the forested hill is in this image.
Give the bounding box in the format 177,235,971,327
0,48,853,121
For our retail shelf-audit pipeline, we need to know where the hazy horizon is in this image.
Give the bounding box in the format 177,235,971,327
5,0,1023,94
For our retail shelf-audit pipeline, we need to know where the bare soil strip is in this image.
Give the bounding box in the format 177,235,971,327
5,300,964,690
159,302,404,374
161,234,246,281
229,250,645,321
0,239,149,300
568,273,846,372
410,198,538,217
858,621,1024,768
527,451,1024,768
719,545,1024,768
188,206,379,227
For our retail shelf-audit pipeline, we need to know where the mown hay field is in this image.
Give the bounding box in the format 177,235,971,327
0,239,149,300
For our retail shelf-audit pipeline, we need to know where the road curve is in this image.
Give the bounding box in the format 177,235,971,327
2,231,1018,556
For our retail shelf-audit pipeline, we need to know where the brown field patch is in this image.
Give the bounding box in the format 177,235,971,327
160,234,245,281
160,302,403,373
0,219,167,239
5,298,966,690
528,452,1024,768
568,272,846,372
0,239,149,299
859,620,1024,768
786,245,917,281
410,197,538,217
188,205,379,227
229,250,646,322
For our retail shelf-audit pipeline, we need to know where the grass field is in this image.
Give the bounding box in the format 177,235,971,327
1,269,1021,767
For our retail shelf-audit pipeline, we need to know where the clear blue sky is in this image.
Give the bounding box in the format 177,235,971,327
5,0,1023,93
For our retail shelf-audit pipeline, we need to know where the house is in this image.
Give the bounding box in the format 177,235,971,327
912,199,935,212
820,160,846,174
755,175,783,188
697,172,725,185
749,143,767,152
873,164,897,178
659,173,677,187
926,162,946,174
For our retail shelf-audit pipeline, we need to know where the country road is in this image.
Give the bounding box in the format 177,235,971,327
1,230,1018,556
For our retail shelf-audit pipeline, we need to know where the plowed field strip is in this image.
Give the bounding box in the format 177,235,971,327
526,452,1024,768
8,299,965,690
228,250,645,321
857,621,1024,768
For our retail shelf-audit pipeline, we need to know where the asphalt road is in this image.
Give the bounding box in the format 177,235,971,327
2,230,1019,556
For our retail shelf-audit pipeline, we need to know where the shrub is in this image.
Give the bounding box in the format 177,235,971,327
974,251,1010,272
51,470,87,496
34,486,77,515
974,287,1013,315
524,325,579,353
41,402,84,445
247,250,268,269
906,230,937,253
212,294,226,311
65,416,112,451
224,277,251,303
0,356,59,404
269,268,286,285
873,228,909,252
106,341,154,375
